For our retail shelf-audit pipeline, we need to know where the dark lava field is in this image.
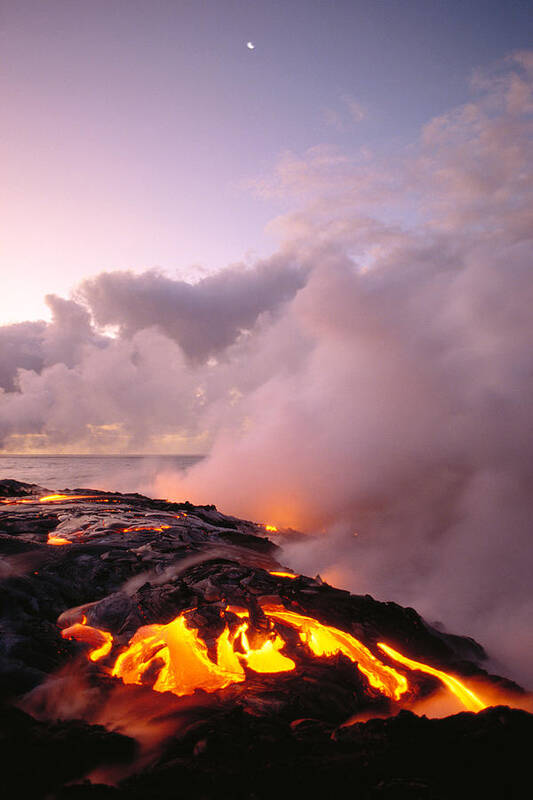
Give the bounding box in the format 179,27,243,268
0,478,531,799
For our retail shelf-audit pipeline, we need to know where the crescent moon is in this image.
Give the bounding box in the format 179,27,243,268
246,42,255,50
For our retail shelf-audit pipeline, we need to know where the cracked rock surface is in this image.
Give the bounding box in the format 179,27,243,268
0,479,531,799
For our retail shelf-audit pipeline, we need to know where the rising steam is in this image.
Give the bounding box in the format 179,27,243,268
1,52,533,683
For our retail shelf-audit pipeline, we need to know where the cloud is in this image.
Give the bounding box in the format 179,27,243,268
0,295,107,392
0,255,309,452
323,95,367,130
0,320,47,391
78,258,307,363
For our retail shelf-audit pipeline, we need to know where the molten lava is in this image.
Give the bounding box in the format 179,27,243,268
261,605,408,701
265,524,278,532
0,497,34,505
61,619,114,662
60,602,489,713
121,525,171,533
269,571,298,579
47,535,71,546
377,642,487,712
108,612,295,697
39,494,110,503
237,623,295,673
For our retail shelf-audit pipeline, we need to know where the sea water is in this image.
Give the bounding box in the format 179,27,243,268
0,454,204,494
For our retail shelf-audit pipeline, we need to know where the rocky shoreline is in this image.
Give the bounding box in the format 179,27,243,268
1,479,531,799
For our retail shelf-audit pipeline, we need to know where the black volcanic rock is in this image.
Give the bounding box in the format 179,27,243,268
0,478,41,497
0,479,530,798
0,705,135,797
50,706,533,800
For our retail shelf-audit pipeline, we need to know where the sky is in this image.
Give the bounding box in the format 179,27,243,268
1,2,533,682
2,0,532,322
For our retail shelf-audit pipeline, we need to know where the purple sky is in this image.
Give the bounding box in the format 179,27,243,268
2,0,532,322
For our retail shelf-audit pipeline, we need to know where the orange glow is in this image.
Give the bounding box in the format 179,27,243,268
39,494,110,503
377,642,487,712
47,535,71,546
109,612,295,697
269,570,298,579
62,621,114,662
265,524,278,532
239,624,295,673
122,524,171,533
111,616,243,696
60,601,492,713
262,605,408,701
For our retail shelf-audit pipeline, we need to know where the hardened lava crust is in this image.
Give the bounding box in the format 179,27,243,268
0,479,531,799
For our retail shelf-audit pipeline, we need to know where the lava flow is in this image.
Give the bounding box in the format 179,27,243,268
121,524,171,533
39,494,110,503
47,534,71,546
46,522,173,546
268,570,298,579
62,617,114,662
61,602,488,712
377,642,486,712
63,610,296,697
259,605,408,701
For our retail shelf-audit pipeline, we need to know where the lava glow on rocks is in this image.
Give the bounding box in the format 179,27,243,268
268,570,298,579
377,642,486,712
39,494,111,503
61,603,487,712
2,488,492,720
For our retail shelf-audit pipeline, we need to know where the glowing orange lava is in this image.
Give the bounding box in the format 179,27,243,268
39,494,110,503
109,612,295,697
61,602,489,713
261,605,408,701
269,571,298,579
121,524,171,533
47,535,71,546
265,524,278,532
62,619,114,662
377,642,487,712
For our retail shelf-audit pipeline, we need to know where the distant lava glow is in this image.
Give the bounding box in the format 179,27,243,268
47,535,71,546
45,522,173,546
269,570,298,579
39,494,110,503
121,524,171,533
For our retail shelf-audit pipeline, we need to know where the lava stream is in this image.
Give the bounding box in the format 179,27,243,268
269,570,298,579
61,604,489,713
39,494,111,503
109,613,295,696
47,535,71,546
61,618,114,662
377,642,487,712
260,605,408,701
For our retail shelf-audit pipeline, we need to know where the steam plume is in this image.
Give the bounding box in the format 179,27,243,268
1,52,532,683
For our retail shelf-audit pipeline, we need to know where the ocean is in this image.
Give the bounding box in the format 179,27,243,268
0,454,204,494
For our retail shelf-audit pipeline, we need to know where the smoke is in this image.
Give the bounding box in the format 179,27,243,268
1,52,533,682
156,52,533,684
